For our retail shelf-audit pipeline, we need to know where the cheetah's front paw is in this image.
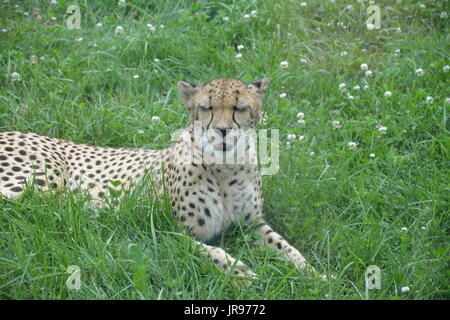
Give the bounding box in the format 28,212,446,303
228,263,258,287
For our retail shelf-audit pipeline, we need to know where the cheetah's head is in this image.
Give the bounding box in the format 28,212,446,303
177,78,269,153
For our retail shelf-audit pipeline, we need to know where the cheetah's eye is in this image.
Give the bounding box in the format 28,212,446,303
234,105,248,112
199,104,212,111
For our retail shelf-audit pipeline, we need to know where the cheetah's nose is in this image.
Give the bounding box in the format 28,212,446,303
216,127,230,137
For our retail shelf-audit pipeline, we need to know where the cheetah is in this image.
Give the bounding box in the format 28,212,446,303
0,78,326,281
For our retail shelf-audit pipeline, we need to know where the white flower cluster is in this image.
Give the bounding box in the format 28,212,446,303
376,123,388,135
297,112,305,125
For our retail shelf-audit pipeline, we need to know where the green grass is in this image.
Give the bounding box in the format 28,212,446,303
0,0,448,299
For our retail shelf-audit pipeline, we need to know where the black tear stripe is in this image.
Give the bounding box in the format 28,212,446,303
206,96,213,130
206,110,214,130
232,111,241,129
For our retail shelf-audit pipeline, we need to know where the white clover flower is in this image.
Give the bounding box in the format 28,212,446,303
378,126,388,135
366,23,374,30
287,134,297,141
442,65,449,72
384,91,392,97
262,117,267,125
222,16,229,22
347,95,355,100
280,61,289,69
309,151,315,156
332,120,342,130
401,227,408,232
340,51,348,57
114,26,124,35
296,112,305,119
440,12,448,19
339,83,346,91
421,226,427,230
297,119,306,125
279,93,287,99
96,22,102,28
251,10,257,17
401,286,410,293
235,53,243,60
419,4,425,9
117,0,126,6
261,111,268,125
369,153,376,158
244,14,251,19
237,44,244,51
396,27,402,33
415,68,424,76
133,74,139,79
353,85,361,90
365,70,373,77
348,142,358,151
363,85,369,90
50,0,58,5
11,72,21,82
30,55,37,64
1,28,7,33
300,58,308,64
300,2,307,7
24,12,29,16
360,63,369,72
445,98,450,105
151,115,161,122
299,135,306,143
147,24,156,32
425,96,434,104
154,58,160,63
286,141,292,148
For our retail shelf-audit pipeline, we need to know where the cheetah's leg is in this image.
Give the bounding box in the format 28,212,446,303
253,222,328,280
194,241,256,281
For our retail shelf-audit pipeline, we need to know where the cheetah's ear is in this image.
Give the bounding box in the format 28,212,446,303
177,81,199,106
248,77,269,96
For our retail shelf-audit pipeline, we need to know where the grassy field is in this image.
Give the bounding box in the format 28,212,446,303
0,0,448,300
